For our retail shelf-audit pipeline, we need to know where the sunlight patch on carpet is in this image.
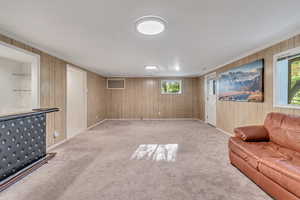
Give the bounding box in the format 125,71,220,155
131,144,178,162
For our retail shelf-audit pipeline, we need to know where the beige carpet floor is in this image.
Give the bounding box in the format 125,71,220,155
0,120,271,200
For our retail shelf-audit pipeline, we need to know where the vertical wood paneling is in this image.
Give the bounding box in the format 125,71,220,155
106,77,200,119
197,76,205,120
199,34,300,135
87,72,106,127
54,59,66,143
0,33,107,147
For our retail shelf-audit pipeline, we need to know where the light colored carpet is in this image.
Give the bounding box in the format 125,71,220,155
0,120,271,200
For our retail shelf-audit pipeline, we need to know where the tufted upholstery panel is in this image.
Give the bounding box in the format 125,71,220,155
0,114,46,181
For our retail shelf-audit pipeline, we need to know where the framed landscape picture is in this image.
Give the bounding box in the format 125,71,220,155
218,59,264,102
161,80,182,94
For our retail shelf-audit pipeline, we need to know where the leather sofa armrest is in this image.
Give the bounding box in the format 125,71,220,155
234,125,269,142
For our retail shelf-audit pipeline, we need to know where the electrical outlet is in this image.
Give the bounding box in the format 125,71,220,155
54,131,60,138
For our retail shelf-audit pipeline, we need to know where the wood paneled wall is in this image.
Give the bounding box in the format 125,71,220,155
106,78,200,119
197,76,206,121
199,34,300,135
0,33,107,147
87,72,107,127
7,30,298,142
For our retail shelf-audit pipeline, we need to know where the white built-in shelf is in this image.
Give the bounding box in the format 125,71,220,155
13,89,32,92
11,73,31,77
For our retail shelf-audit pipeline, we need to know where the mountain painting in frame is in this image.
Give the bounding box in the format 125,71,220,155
218,59,264,102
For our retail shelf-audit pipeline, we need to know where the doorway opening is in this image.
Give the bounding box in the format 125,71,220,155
67,65,87,138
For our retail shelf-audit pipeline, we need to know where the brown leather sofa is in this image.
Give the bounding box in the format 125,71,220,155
229,112,300,200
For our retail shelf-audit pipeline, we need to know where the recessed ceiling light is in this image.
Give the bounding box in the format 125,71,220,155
136,16,166,35
145,65,158,70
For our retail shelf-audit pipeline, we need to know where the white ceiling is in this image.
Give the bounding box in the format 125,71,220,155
0,0,300,77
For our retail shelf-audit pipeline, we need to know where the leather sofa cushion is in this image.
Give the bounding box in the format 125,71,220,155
234,125,269,142
230,151,300,200
259,157,300,198
229,137,282,169
230,151,261,183
264,112,300,153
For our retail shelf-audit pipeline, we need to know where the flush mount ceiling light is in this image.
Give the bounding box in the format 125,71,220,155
136,16,166,35
145,65,158,70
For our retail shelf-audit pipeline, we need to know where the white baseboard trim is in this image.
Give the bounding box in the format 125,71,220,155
87,119,107,130
216,128,233,137
105,118,201,121
199,120,233,137
47,119,107,151
47,138,68,151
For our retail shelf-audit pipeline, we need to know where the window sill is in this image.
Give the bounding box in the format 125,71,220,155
274,104,300,110
161,93,182,95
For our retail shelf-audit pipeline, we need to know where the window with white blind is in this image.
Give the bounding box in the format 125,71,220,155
274,47,300,108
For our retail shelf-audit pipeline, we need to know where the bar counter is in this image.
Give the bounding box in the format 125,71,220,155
0,108,59,182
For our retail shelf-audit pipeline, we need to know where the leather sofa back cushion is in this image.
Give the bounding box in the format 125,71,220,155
264,112,300,153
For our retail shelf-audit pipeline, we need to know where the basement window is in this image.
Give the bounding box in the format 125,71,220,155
288,57,300,104
161,80,182,94
274,47,300,108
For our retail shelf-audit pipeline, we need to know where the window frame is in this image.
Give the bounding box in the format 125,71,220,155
288,57,300,104
273,46,300,109
160,80,183,95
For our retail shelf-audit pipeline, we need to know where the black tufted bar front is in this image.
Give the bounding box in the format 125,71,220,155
0,108,58,182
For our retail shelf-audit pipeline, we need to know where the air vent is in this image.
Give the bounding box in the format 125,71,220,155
107,79,125,89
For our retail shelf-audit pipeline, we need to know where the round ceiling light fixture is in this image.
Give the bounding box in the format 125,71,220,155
136,16,166,35
145,65,158,70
